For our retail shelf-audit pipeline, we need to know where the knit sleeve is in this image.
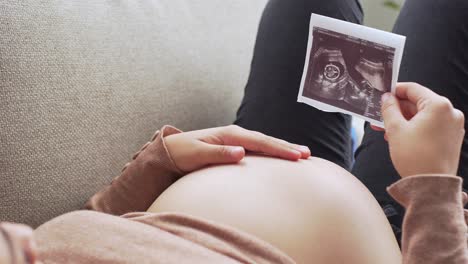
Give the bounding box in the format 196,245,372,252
85,125,184,215
387,175,468,264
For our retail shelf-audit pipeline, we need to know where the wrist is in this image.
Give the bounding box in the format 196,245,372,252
396,163,458,178
156,126,185,174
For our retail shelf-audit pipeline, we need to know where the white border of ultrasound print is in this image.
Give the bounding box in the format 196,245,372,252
297,13,406,128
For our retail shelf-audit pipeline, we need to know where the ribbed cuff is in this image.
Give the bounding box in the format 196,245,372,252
120,125,183,176
387,174,463,208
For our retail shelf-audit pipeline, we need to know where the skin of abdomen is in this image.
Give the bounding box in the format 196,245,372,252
148,155,401,264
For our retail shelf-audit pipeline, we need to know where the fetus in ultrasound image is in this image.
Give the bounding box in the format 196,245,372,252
302,27,395,122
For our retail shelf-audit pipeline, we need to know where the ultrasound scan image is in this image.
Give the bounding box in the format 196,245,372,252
301,27,395,122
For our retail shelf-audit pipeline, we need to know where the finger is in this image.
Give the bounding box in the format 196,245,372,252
381,93,406,131
243,134,302,160
399,99,418,120
462,192,468,205
200,144,246,165
372,99,416,132
249,133,310,158
222,128,302,160
292,143,311,158
268,138,310,158
395,82,439,108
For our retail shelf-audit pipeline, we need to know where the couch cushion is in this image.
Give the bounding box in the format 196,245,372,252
0,0,267,227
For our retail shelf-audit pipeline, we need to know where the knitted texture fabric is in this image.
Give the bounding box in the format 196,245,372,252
0,0,267,227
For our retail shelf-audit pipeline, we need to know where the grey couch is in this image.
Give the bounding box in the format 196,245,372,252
0,0,268,227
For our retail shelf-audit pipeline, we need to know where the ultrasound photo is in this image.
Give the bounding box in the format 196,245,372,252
298,14,405,127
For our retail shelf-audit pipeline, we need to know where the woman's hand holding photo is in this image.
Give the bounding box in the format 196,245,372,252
379,82,465,177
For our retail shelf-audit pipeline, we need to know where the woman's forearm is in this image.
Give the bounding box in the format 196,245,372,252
387,175,468,264
84,125,184,215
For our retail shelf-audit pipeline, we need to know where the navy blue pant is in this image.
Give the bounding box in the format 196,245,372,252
235,0,468,243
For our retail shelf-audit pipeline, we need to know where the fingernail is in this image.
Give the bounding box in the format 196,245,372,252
299,146,310,154
290,149,301,158
229,147,244,157
381,93,391,103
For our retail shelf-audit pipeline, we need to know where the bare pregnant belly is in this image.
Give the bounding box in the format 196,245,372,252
148,155,401,263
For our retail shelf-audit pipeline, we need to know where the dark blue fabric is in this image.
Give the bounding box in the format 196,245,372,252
352,0,468,232
234,0,468,244
235,0,363,170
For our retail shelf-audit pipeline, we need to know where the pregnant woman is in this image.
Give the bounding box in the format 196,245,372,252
2,0,467,263
12,82,461,264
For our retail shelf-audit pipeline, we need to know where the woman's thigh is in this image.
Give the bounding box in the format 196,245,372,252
234,0,364,170
352,0,468,238
148,156,401,263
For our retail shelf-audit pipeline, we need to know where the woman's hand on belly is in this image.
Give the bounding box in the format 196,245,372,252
164,125,310,173
148,155,401,264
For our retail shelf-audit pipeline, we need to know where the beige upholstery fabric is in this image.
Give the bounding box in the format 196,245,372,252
0,0,267,227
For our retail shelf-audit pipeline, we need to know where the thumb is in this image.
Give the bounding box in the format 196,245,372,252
201,144,245,165
381,93,406,130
